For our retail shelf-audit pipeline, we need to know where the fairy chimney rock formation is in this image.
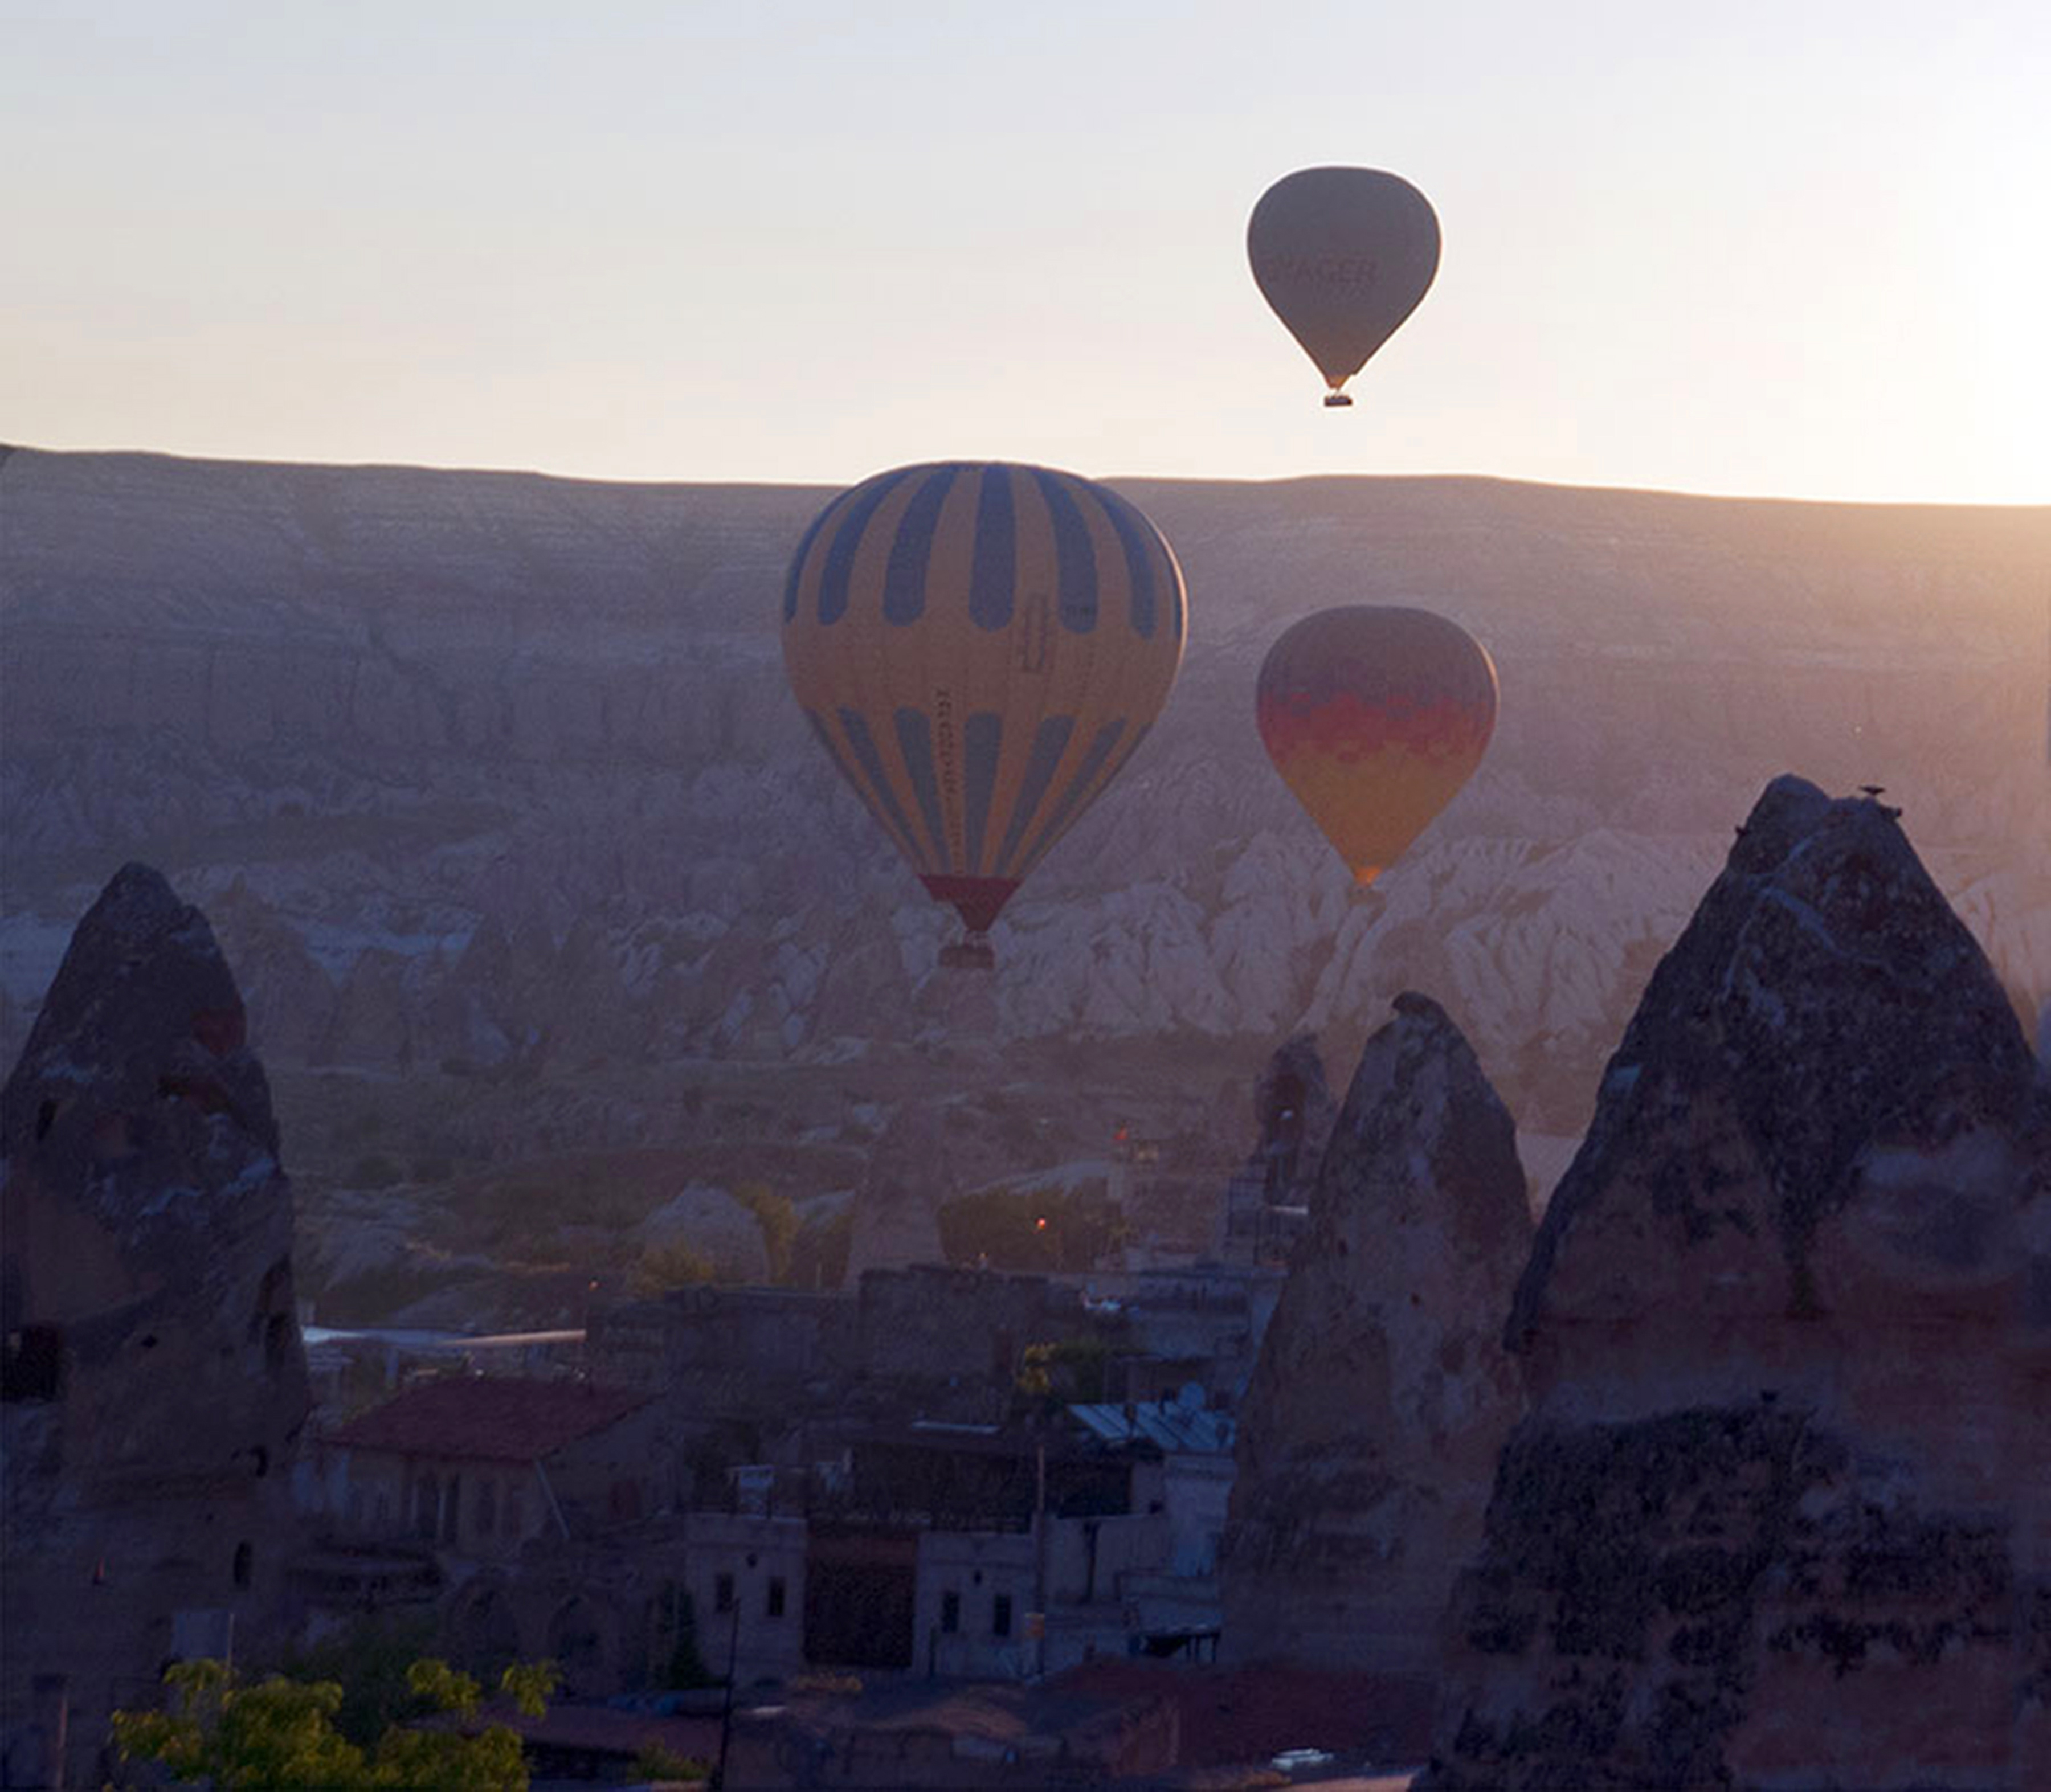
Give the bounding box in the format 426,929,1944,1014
1,863,310,1787
1218,1030,1340,1259
1221,993,1532,1679
1425,777,2051,1790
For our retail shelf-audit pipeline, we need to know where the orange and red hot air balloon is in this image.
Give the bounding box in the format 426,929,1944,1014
1256,606,1497,887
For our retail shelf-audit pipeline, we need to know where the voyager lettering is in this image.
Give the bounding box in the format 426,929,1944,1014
1258,255,1381,289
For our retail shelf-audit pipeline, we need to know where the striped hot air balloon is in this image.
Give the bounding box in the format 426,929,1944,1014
782,461,1187,960
1256,606,1497,887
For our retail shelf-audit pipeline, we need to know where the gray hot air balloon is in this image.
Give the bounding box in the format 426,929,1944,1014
1248,166,1440,407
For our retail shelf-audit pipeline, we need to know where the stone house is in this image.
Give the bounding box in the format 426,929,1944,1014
914,1529,1039,1679
309,1377,661,1558
672,1510,808,1688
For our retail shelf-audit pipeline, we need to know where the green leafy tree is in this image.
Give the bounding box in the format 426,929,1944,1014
628,1238,721,1296
733,1181,799,1284
631,1738,713,1783
938,1183,1129,1272
284,1613,437,1745
660,1583,721,1691
1012,1337,1114,1415
112,1655,558,1791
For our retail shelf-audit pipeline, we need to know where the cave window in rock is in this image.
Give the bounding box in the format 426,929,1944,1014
253,1260,293,1371
1263,1070,1306,1197
3,1323,64,1404
991,1593,1013,1638
941,1590,960,1634
714,1572,734,1615
232,1541,252,1589
766,1577,786,1619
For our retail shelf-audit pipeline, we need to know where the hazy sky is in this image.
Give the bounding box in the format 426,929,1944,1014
6,1,2046,502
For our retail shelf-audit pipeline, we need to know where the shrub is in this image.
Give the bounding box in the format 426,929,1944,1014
111,1655,559,1791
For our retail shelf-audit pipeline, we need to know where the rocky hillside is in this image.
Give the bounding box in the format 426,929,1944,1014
1423,778,2051,1788
3,448,2045,1316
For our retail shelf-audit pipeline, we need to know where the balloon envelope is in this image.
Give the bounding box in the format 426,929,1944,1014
1248,167,1440,395
1256,606,1496,886
783,461,1187,937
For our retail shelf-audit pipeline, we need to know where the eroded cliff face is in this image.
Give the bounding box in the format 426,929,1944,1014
1,864,309,1787
1424,779,2051,1790
1221,994,1532,1678
3,451,2045,1322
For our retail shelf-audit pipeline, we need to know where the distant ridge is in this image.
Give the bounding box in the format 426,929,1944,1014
2,445,2042,1331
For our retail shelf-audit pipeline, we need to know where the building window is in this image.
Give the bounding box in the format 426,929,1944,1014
2,1324,63,1403
414,1476,439,1540
940,1591,960,1634
714,1572,734,1614
766,1577,786,1619
992,1594,1013,1638
504,1486,524,1540
442,1474,461,1544
232,1541,252,1589
476,1480,497,1540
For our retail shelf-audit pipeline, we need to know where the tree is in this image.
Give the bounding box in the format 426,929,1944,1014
632,1738,713,1783
628,1238,721,1296
733,1181,798,1284
112,1655,559,1791
1012,1337,1114,1416
284,1613,438,1747
937,1183,1129,1272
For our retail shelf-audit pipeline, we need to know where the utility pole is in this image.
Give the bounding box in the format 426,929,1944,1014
714,1585,742,1789
1033,1441,1048,1679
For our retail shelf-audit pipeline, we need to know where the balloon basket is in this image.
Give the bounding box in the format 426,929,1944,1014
1323,392,1354,408
939,932,996,973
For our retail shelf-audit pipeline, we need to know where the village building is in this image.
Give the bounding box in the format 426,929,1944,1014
279,1257,1257,1711
308,1376,663,1560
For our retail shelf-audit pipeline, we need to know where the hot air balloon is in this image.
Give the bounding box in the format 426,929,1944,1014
783,461,1187,968
1248,167,1441,407
1256,606,1496,886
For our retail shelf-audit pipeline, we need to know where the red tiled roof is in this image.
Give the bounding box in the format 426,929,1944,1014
323,1377,651,1464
